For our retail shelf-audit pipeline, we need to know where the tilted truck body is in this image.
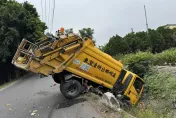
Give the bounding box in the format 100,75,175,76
12,32,144,105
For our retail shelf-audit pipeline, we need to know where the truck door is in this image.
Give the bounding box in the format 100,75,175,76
126,76,144,105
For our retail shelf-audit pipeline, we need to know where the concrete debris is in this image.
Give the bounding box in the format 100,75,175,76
101,92,136,118
102,92,120,110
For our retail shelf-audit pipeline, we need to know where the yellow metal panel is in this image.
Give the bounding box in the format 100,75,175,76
41,52,59,63
46,59,60,68
86,43,123,67
66,67,113,89
83,48,122,72
51,40,59,49
64,43,81,53
29,60,54,76
66,52,120,87
34,50,42,57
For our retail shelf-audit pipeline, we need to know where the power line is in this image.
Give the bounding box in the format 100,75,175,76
41,0,43,21
51,0,55,33
47,0,51,32
45,0,47,24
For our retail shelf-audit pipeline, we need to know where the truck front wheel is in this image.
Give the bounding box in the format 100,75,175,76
60,79,82,99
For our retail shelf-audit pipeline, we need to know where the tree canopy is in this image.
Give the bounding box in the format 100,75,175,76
79,28,94,39
0,0,46,63
102,26,176,56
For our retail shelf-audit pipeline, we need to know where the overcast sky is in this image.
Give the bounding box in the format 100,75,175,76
17,0,176,46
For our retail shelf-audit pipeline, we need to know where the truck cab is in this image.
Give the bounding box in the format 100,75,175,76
123,72,144,105
112,69,144,105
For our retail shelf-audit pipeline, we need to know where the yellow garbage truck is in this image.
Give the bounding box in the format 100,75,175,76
12,29,144,106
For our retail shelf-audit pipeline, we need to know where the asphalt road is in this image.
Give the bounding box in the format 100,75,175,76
0,74,103,118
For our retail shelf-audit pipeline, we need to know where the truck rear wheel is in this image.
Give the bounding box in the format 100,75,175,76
60,79,82,99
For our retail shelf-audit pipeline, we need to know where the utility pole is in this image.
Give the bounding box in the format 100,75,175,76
131,28,134,33
144,5,149,34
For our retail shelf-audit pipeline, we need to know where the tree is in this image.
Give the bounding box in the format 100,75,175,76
123,32,140,53
0,1,46,84
79,28,94,39
0,1,46,62
65,28,73,34
157,26,176,50
103,35,130,55
148,29,165,53
135,31,150,51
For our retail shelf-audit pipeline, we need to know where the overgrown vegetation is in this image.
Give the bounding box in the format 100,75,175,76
0,0,46,84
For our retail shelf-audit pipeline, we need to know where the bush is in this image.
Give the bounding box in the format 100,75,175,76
114,48,176,76
119,52,153,77
121,51,153,65
153,48,176,65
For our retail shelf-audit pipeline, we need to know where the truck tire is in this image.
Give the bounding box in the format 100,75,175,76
60,79,82,99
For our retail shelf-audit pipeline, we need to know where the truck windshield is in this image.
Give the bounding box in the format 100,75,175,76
134,78,144,94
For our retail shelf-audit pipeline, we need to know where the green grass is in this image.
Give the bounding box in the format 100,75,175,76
128,107,172,118
144,70,176,99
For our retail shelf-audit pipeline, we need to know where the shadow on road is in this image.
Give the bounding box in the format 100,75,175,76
56,98,87,109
